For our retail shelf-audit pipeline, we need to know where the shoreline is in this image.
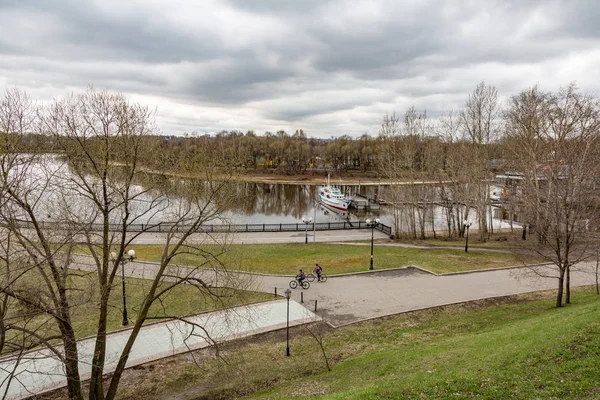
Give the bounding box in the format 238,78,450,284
112,161,447,185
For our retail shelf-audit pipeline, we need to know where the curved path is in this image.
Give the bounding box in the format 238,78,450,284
72,254,598,328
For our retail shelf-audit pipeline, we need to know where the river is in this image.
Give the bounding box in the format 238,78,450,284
14,154,516,233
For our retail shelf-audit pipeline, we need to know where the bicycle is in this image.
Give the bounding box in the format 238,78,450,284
307,273,328,283
289,278,310,289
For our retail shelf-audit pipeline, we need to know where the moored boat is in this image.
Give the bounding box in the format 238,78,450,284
318,175,351,211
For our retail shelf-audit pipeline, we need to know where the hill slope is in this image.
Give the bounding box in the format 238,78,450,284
248,289,600,399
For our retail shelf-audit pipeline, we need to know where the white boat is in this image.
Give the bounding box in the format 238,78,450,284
318,175,351,211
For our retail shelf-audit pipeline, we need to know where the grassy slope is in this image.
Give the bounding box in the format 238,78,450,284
128,243,538,275
115,288,600,400
248,289,600,399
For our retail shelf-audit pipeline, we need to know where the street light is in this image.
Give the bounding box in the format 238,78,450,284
366,218,380,270
284,288,292,356
464,220,472,253
302,217,312,244
111,249,136,326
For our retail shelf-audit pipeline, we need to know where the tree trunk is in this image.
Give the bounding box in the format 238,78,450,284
596,252,600,295
89,214,114,400
88,290,110,400
60,323,84,400
556,268,565,308
418,205,426,239
565,265,571,305
430,205,437,239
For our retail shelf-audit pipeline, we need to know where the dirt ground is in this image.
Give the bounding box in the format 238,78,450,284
235,170,384,185
135,163,389,185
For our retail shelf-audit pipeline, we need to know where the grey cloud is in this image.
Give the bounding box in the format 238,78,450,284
1,0,224,63
224,0,323,14
1,0,600,137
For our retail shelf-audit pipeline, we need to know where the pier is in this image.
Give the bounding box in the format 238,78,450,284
350,193,382,210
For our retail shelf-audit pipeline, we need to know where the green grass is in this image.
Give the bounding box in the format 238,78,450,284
402,230,528,249
126,243,539,275
410,238,518,248
69,274,271,339
6,271,271,343
116,288,600,400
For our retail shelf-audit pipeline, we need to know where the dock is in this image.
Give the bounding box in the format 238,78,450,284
350,193,381,210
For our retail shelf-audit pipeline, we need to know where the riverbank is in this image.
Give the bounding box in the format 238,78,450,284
124,161,443,185
111,160,456,185
235,170,384,185
154,168,387,185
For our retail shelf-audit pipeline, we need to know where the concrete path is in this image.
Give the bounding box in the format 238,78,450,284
127,229,391,245
273,263,598,326
0,300,317,400
72,254,599,328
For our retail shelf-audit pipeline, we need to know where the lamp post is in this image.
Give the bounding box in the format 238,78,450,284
366,218,380,270
284,288,292,356
111,249,136,326
464,221,472,253
302,217,312,244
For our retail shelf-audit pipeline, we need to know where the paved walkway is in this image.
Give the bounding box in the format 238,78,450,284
127,229,391,245
70,254,599,328
275,263,598,326
0,300,317,400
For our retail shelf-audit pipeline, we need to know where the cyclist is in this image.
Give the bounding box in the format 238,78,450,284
313,263,323,282
296,269,306,285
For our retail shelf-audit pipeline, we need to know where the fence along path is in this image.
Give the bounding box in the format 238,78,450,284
13,220,393,235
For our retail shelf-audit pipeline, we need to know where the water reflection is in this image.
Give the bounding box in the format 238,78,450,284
149,178,372,224
49,155,515,231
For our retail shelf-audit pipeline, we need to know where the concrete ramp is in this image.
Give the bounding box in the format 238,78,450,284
0,300,316,400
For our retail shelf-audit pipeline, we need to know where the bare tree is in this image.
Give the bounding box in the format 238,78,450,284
378,113,404,238
0,88,246,399
304,322,331,372
504,84,600,307
436,111,468,237
461,82,499,242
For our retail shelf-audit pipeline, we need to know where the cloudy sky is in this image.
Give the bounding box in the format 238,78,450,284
1,0,599,138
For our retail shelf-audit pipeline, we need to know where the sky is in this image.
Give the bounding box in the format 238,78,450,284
1,0,600,138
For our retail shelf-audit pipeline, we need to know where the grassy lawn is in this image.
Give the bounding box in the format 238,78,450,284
403,231,529,249
409,238,520,248
7,271,271,343
69,274,271,339
127,243,540,275
113,287,600,400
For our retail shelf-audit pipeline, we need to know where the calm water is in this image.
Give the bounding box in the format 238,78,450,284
22,155,514,231
179,179,515,233
220,182,379,224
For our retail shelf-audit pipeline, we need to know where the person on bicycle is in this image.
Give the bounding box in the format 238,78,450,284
296,269,306,285
314,263,323,282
